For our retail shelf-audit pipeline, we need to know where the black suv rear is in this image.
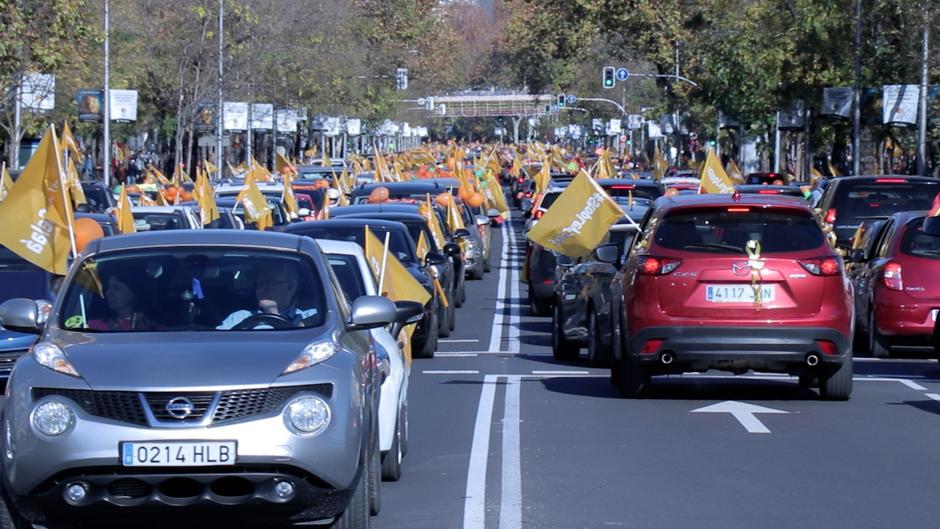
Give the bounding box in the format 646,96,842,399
817,176,940,248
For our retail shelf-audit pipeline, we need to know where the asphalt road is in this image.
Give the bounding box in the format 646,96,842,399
374,213,940,529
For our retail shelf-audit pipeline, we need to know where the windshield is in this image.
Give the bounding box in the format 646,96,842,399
59,248,326,332
289,226,417,264
602,184,662,202
834,182,940,222
131,212,186,231
900,219,940,260
654,208,825,253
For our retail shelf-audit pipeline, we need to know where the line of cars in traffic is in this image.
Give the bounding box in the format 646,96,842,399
522,170,940,401
0,174,497,528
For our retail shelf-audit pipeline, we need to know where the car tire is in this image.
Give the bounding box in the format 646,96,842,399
333,465,370,529
587,311,611,368
484,251,492,273
448,300,456,332
399,403,409,457
455,275,466,307
368,434,381,516
528,284,550,317
438,299,451,338
552,303,580,361
420,312,438,359
617,356,651,398
819,357,853,401
381,414,404,482
869,311,891,358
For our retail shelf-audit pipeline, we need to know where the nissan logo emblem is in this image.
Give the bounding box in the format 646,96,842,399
165,397,195,419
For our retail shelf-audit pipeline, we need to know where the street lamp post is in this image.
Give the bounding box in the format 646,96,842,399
852,0,861,176
103,0,111,187
216,0,224,180
916,5,930,176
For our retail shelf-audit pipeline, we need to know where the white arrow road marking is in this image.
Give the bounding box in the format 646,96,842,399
691,400,789,434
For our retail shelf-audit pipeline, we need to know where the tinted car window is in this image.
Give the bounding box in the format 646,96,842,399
132,212,185,231
833,181,939,222
900,219,940,259
540,192,561,210
290,226,416,264
327,254,367,302
654,209,825,254
59,248,326,332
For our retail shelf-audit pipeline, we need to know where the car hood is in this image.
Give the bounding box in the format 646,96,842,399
0,328,36,352
49,329,331,391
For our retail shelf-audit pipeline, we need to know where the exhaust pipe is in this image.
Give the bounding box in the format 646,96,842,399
660,352,674,365
806,354,820,367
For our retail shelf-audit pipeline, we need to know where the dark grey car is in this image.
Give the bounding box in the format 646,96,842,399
0,230,404,529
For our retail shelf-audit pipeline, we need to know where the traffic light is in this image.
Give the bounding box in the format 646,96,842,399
557,94,566,108
496,116,505,124
602,66,615,89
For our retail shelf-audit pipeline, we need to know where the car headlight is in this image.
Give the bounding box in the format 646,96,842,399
31,400,75,437
33,343,80,377
283,340,337,375
283,395,331,436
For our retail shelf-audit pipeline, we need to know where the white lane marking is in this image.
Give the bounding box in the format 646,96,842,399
897,379,928,391
463,374,498,529
439,350,514,355
440,339,481,343
531,370,591,375
926,393,940,402
854,377,932,389
488,220,511,352
499,376,522,529
691,401,789,434
506,220,521,354
422,370,480,375
434,353,479,357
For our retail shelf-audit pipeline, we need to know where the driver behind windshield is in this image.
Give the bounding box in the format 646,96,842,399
217,264,318,329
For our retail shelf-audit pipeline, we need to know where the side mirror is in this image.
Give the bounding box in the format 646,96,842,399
390,300,424,337
425,251,447,265
923,216,940,236
298,207,311,217
556,254,576,268
475,216,489,226
846,248,866,263
348,295,397,331
0,298,45,335
595,244,620,265
453,228,470,239
443,242,462,256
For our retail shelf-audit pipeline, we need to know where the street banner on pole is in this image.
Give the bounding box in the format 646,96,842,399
109,90,138,122
883,84,920,125
251,104,273,130
76,90,104,122
223,102,248,131
821,87,853,118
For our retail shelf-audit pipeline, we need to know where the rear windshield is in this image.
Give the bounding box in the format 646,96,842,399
654,209,826,254
833,181,940,221
602,184,662,202
290,226,417,264
900,219,940,260
539,193,561,210
132,212,186,231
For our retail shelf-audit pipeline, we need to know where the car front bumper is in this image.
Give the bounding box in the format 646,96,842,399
627,326,851,373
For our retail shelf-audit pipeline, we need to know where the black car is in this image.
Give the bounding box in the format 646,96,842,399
285,218,441,358
735,184,806,199
350,180,461,204
78,181,117,213
329,207,461,337
816,175,940,249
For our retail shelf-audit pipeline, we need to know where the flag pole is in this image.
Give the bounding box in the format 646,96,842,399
51,125,79,260
378,231,390,295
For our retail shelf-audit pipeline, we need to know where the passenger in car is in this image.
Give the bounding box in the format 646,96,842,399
88,271,159,331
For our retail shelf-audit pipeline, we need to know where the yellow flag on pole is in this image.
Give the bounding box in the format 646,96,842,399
116,184,136,234
0,127,74,274
237,173,273,230
652,144,668,181
61,122,83,163
276,152,297,176
420,194,447,249
204,158,219,177
525,170,623,257
66,158,87,207
363,226,431,306
698,148,736,194
282,172,299,220
415,230,430,261
1,163,13,202
194,167,220,225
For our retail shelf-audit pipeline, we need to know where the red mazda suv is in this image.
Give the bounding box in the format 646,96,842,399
611,194,854,400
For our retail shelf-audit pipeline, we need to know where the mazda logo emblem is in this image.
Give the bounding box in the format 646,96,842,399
165,397,195,419
731,262,751,276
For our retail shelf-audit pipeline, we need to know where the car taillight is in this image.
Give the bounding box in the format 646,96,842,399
799,257,842,276
875,178,907,183
640,339,664,355
638,256,682,275
883,262,903,290
824,208,837,224
816,340,838,356
758,189,782,194
533,210,545,220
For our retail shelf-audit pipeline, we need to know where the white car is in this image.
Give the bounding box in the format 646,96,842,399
130,205,202,231
315,239,414,481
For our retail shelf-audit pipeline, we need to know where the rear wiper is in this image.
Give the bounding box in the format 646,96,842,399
683,243,742,253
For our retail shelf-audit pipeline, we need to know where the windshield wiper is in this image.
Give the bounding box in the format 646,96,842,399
683,243,742,253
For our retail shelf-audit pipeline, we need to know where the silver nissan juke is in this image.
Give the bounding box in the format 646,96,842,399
0,230,411,529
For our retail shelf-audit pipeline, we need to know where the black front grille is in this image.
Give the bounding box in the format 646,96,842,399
33,388,148,426
108,478,151,499
145,392,215,422
0,350,25,375
213,385,331,425
32,385,331,427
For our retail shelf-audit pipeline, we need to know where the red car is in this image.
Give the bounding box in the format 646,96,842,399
610,194,854,400
849,211,940,358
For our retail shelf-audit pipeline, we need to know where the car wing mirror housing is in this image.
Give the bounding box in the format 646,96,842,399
594,244,621,265
389,300,424,337
0,298,46,335
349,295,397,331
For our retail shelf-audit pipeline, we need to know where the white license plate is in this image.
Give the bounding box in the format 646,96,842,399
705,285,776,303
121,441,236,467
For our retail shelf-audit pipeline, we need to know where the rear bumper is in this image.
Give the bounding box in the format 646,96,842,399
627,326,851,372
875,302,938,338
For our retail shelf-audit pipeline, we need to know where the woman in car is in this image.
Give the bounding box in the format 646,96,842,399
88,270,158,331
